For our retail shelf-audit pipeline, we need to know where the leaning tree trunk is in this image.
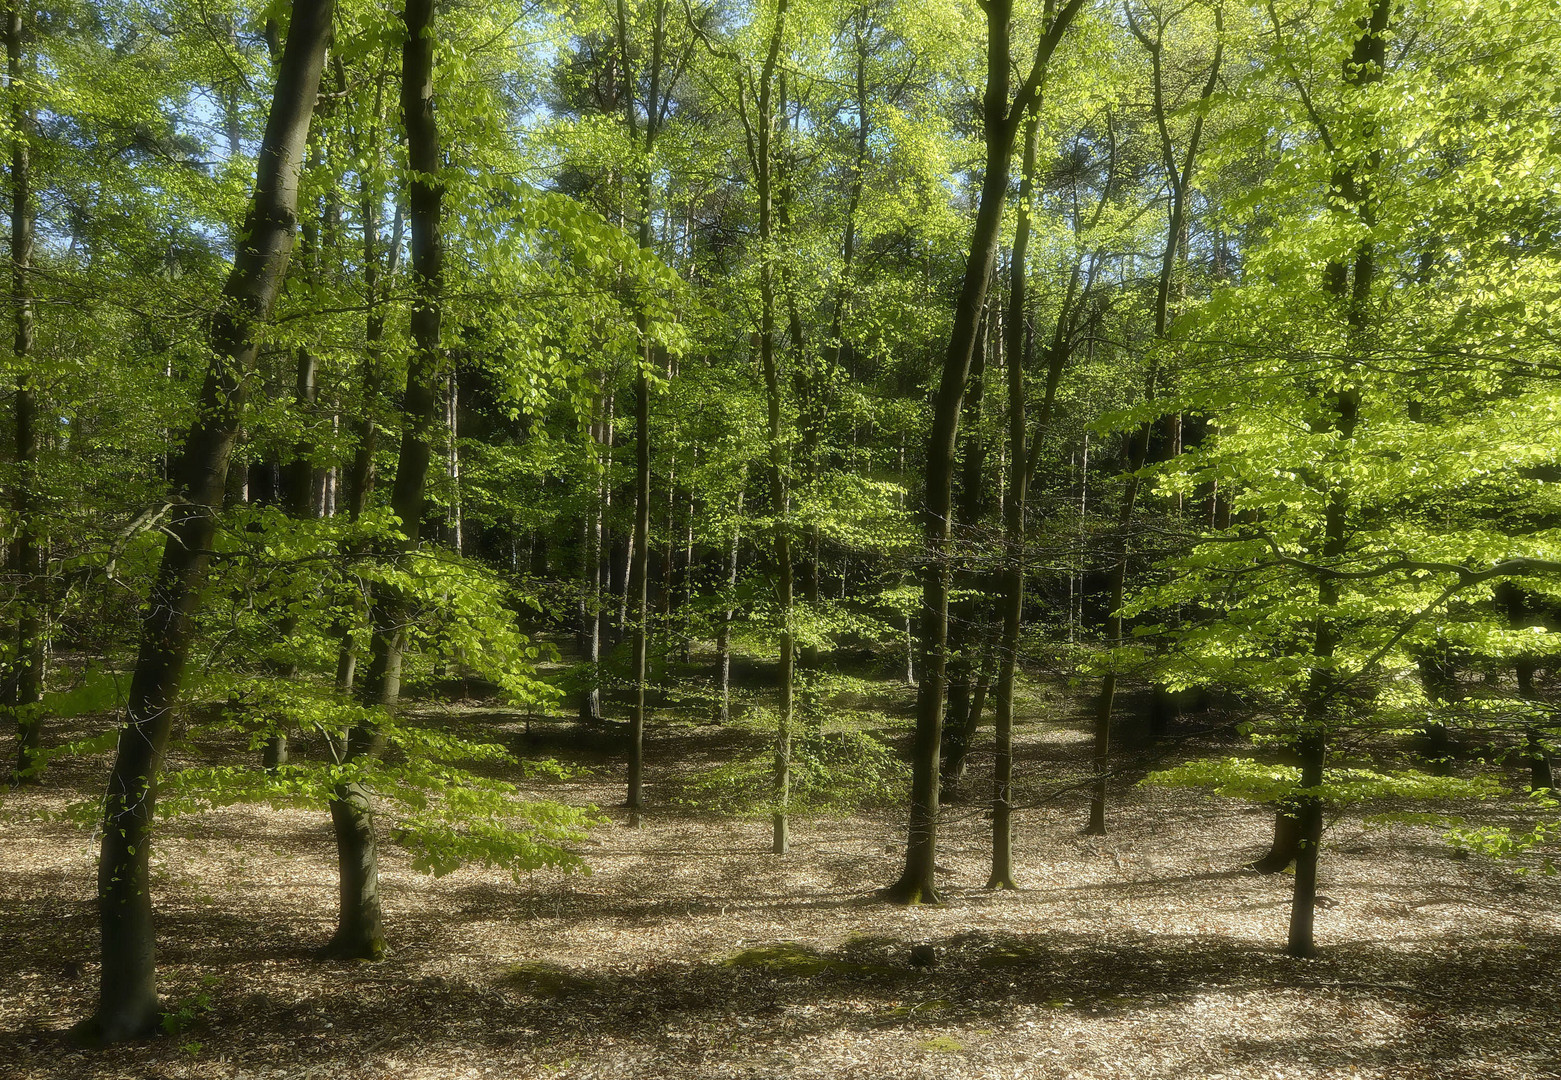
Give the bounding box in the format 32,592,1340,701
7,0,41,785
80,0,335,1044
885,0,1082,905
322,0,445,962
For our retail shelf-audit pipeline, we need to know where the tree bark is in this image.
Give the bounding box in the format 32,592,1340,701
1247,806,1300,874
1088,2,1222,836
579,398,606,724
735,0,794,854
80,0,334,1043
323,0,445,961
1500,584,1552,791
617,0,675,828
887,0,1083,904
334,82,401,697
715,488,744,723
7,0,41,785
1286,0,1390,959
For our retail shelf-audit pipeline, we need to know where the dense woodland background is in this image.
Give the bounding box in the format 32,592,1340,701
3,0,1561,1073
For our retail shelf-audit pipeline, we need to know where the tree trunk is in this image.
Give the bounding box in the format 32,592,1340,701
323,0,445,961
1084,422,1151,837
1285,0,1389,959
1247,805,1300,873
334,94,401,696
616,0,673,828
7,0,41,784
942,632,994,791
1501,585,1552,791
1087,6,1222,835
81,0,334,1043
578,407,605,724
715,488,743,723
627,368,650,826
887,0,1081,904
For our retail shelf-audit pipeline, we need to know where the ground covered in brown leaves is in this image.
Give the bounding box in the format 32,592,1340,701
4,677,1561,1080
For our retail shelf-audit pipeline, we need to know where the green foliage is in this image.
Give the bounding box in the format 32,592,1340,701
674,710,908,816
1145,757,1501,806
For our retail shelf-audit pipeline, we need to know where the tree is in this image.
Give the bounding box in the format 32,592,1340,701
77,0,337,1043
886,0,1084,905
1140,0,1561,957
5,0,41,784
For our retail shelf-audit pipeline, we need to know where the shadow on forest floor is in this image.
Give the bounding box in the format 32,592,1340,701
5,671,1560,1079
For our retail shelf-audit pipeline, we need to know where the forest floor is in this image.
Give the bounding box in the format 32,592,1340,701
3,661,1561,1080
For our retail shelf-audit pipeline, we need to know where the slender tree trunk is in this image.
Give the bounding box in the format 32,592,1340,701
323,0,445,961
737,1,795,854
988,111,1059,888
579,399,605,723
617,0,672,828
1088,1,1224,835
446,367,462,555
334,87,400,697
940,306,993,788
1083,422,1151,836
80,0,334,1043
627,368,650,826
1285,0,1388,959
7,0,41,784
715,488,743,723
264,340,319,770
887,0,1082,904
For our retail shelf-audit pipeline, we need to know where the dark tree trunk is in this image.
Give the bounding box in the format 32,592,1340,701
1501,585,1552,791
1084,423,1150,836
887,0,1083,905
7,0,41,784
941,633,994,792
1415,650,1457,774
616,0,674,829
323,0,445,962
1285,0,1389,960
1247,807,1300,874
80,0,335,1043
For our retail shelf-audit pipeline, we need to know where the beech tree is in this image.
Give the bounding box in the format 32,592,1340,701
79,0,337,1043
885,0,1084,906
